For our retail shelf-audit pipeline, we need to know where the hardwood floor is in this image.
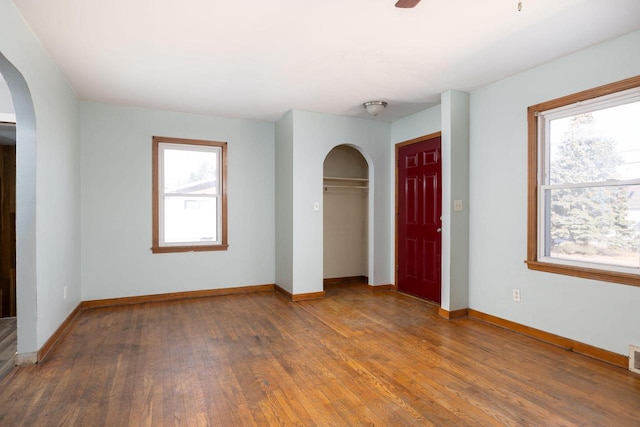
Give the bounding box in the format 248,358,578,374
0,317,16,381
0,285,638,426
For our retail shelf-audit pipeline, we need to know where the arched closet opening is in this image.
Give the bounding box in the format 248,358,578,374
323,145,369,287
0,50,37,365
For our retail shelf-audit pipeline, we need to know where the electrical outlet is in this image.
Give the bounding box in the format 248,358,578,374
512,289,521,302
64,286,68,300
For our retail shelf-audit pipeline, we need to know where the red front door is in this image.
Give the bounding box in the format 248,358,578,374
397,136,442,303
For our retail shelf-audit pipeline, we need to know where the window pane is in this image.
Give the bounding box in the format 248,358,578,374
163,148,218,195
163,196,217,243
549,101,640,184
545,185,640,268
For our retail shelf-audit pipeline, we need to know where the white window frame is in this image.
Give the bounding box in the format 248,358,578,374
152,136,228,253
527,75,640,287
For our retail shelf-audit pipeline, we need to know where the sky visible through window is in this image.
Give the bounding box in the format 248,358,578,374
550,101,640,181
163,148,217,192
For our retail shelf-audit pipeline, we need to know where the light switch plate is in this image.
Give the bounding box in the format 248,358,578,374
454,200,463,211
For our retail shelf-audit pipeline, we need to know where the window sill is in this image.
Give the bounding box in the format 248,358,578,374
151,244,229,254
525,260,640,288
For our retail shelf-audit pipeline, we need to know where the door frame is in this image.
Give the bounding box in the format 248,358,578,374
394,131,442,296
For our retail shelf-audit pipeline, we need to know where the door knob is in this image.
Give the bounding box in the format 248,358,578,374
437,228,442,232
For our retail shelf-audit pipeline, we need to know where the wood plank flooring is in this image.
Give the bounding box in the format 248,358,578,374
0,317,16,381
0,284,638,426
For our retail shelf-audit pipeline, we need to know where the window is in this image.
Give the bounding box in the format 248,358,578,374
527,76,640,286
152,136,228,253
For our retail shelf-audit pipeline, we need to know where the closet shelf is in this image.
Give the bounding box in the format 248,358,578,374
323,176,368,182
323,176,368,192
323,185,368,190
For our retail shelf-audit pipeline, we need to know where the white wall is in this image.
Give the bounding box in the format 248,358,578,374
323,145,368,178
323,191,367,278
0,0,81,359
81,102,275,300
469,29,640,356
288,111,392,294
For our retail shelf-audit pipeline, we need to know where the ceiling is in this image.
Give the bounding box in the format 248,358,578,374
11,0,640,122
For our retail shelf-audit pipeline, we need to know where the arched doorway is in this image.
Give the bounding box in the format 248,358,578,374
0,51,38,365
322,145,369,288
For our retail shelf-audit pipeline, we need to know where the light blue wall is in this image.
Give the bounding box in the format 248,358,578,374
0,75,14,116
286,111,392,294
80,102,275,300
441,90,470,312
275,111,294,293
390,105,441,145
0,0,81,359
468,30,640,355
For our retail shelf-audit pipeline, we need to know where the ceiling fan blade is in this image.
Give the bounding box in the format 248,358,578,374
395,0,421,8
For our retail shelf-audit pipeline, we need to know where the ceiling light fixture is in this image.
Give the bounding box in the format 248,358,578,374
363,101,388,116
